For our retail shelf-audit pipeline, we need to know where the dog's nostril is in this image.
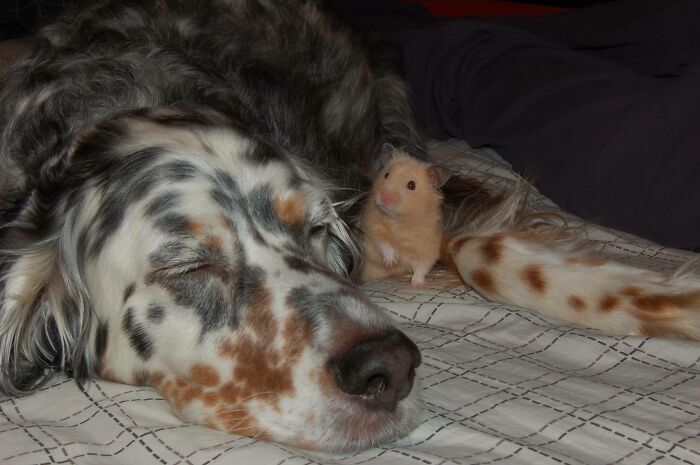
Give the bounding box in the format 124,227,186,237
362,375,387,398
331,329,421,411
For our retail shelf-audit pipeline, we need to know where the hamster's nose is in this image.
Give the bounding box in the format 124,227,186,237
330,330,421,411
378,190,398,208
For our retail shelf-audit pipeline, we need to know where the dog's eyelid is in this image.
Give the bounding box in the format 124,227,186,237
151,261,226,279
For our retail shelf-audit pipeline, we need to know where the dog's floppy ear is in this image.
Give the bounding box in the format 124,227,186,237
0,196,92,395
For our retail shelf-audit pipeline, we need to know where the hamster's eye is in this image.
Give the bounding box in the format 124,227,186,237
384,172,389,179
407,180,416,190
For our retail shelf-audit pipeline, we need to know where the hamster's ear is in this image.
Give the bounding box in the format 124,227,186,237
428,165,452,188
372,143,398,175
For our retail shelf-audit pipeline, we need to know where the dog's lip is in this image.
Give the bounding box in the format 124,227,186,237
334,400,420,451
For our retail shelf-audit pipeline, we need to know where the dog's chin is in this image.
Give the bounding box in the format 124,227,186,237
293,386,423,454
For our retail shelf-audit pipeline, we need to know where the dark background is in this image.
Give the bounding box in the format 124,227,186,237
0,1,616,39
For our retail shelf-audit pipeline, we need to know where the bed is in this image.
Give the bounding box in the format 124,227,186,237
2,139,698,465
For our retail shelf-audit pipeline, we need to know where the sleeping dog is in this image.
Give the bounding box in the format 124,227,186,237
2,0,699,453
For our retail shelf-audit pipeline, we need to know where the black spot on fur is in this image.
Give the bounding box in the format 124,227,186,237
156,271,235,333
284,255,312,273
123,283,135,303
89,191,128,258
247,185,284,234
159,160,200,182
122,308,154,360
95,322,109,361
145,192,179,218
148,241,192,271
209,170,269,246
147,303,165,323
233,265,265,320
244,144,284,166
209,171,246,220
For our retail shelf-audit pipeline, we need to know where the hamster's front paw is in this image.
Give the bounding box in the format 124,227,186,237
379,243,398,269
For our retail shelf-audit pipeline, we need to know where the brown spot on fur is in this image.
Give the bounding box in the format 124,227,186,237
218,381,240,404
470,269,496,295
201,391,219,406
187,219,205,236
620,286,642,297
480,234,504,264
174,385,204,411
568,295,586,311
232,333,294,399
190,364,221,387
522,265,546,294
634,292,700,313
599,294,620,312
219,340,236,358
274,191,307,225
204,235,224,252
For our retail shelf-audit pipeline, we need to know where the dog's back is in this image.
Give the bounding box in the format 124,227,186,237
0,0,422,223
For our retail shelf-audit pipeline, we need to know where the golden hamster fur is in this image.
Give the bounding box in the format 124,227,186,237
359,152,451,287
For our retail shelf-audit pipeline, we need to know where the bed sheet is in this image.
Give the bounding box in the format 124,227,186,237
2,139,699,465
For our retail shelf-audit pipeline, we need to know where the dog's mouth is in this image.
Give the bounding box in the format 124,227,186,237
338,390,422,451
289,380,423,453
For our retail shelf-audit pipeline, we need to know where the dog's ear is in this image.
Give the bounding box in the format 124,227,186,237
0,197,91,395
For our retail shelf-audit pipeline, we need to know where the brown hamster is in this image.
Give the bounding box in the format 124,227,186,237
359,152,451,287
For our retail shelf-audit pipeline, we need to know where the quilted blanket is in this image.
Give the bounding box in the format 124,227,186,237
2,139,698,465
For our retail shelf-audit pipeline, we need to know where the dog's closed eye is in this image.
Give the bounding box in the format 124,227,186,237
150,262,230,281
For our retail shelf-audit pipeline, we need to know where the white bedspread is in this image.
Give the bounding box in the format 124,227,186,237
2,139,699,465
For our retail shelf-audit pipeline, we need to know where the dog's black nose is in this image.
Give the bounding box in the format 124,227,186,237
331,330,421,411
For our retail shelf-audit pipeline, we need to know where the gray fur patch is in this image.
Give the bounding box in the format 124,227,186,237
146,303,165,323
144,191,181,218
121,308,153,360
123,283,135,303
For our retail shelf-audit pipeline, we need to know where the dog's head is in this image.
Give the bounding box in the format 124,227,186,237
0,107,421,451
